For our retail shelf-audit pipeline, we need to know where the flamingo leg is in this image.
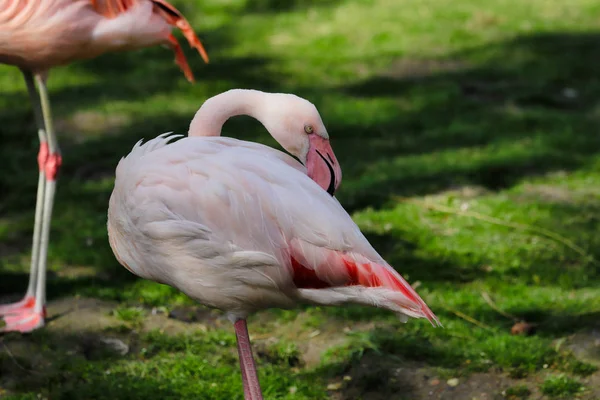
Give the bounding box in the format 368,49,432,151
234,319,264,400
1,72,60,333
0,71,46,320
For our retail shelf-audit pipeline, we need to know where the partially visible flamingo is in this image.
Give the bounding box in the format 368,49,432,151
107,89,440,400
0,0,209,332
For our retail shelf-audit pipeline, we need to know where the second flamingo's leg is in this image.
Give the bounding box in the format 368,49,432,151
234,319,264,400
2,73,61,333
0,70,47,318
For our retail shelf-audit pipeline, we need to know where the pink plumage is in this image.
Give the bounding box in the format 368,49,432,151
107,89,439,400
0,0,209,333
0,0,209,79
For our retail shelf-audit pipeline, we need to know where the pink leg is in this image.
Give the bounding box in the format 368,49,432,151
234,319,264,400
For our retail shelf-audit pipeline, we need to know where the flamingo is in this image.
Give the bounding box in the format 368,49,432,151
0,0,209,333
107,89,440,400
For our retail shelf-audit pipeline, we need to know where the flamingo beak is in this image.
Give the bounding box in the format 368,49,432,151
306,135,342,196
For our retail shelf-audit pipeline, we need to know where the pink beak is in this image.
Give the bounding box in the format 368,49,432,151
306,135,342,196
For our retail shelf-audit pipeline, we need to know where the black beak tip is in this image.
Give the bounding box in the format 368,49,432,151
316,150,336,197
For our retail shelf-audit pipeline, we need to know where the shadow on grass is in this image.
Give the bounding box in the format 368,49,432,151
0,330,175,400
321,352,421,400
0,332,231,400
511,310,600,338
241,0,343,14
335,32,600,211
0,327,329,399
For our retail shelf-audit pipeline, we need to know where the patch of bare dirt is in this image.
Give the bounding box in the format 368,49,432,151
45,296,119,332
466,11,503,30
167,305,223,326
327,353,515,400
519,184,578,204
516,182,600,206
563,330,600,366
41,297,224,336
55,111,130,142
327,353,600,400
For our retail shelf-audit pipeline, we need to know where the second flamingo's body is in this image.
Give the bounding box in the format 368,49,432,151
108,89,439,400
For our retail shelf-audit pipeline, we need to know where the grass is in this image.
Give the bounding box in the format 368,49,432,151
1,0,600,398
541,375,585,398
505,384,532,399
111,306,147,329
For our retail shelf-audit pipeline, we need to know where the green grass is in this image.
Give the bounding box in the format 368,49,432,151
505,384,532,399
111,306,147,328
1,0,600,398
541,375,585,398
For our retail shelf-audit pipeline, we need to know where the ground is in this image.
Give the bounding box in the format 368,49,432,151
1,0,600,399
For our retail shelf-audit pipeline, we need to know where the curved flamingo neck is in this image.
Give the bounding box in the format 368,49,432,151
188,89,265,137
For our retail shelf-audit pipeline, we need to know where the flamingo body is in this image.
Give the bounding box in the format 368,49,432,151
108,134,438,323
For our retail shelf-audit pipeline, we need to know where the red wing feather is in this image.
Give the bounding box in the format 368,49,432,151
290,244,438,324
90,0,134,18
291,252,418,304
90,0,209,82
291,257,330,289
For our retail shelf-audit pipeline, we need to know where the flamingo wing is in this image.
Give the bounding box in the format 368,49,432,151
90,0,209,81
0,0,208,76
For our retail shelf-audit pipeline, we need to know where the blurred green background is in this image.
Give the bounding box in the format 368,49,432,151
1,0,599,398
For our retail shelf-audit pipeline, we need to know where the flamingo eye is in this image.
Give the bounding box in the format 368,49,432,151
304,125,314,134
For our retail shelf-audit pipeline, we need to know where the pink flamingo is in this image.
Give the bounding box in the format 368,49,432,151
107,89,440,400
0,0,209,333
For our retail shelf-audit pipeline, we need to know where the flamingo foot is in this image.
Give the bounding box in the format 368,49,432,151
0,296,35,316
1,309,45,333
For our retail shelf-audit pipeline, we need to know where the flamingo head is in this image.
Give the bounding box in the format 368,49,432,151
260,94,342,196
